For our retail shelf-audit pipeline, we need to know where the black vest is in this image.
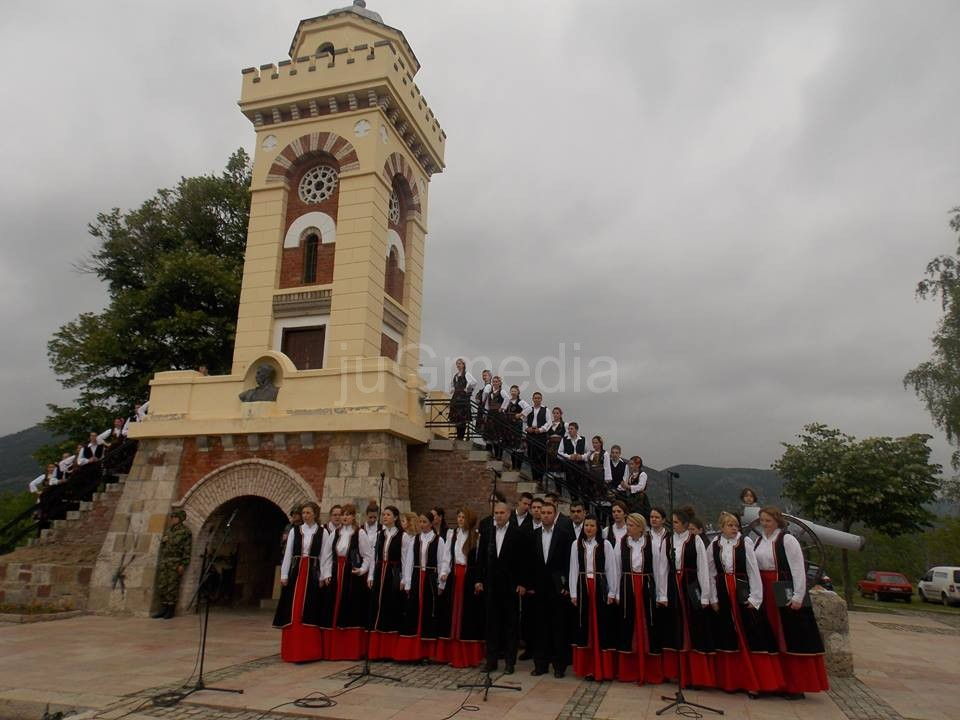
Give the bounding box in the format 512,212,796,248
610,459,627,486
562,436,586,455
526,406,547,428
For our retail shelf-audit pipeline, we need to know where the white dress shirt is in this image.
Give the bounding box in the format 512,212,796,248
569,537,620,601
29,474,53,494
649,527,669,603
753,529,806,604
572,522,583,539
525,405,550,431
540,525,554,561
621,471,648,493
494,522,509,556
672,530,711,607
558,434,587,461
281,522,321,581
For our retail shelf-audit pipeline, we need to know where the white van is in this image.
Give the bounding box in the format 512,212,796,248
917,566,960,606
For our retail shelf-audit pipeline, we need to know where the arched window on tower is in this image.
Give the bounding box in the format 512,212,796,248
385,246,403,304
317,42,335,64
302,233,319,284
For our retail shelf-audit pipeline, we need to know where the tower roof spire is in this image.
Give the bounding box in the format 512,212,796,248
325,0,383,24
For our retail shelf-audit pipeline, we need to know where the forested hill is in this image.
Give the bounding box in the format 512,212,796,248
645,464,786,524
0,425,58,494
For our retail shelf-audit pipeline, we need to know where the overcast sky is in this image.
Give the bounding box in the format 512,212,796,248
2,0,958,472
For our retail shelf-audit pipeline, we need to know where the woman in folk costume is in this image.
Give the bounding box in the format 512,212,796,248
543,407,567,489
273,501,326,663
481,375,507,460
319,503,372,660
616,513,666,684
569,515,620,680
473,369,492,438
501,384,530,470
395,511,449,661
660,507,716,688
367,505,406,659
437,508,486,667
432,506,454,547
707,512,784,694
449,358,477,441
753,506,829,697
605,500,629,549
585,435,609,494
648,506,673,651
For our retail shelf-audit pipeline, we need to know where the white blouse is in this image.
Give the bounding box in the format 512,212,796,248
607,523,628,547
706,533,763,609
401,530,449,590
568,537,620,601
649,526,669,603
623,534,668,604
320,525,373,580
280,523,321,581
452,528,472,566
753,528,806,604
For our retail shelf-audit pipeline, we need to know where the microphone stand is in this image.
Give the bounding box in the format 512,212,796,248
181,508,244,699
656,471,721,717
344,472,400,688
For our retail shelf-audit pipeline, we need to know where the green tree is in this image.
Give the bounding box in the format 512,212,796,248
39,150,251,459
905,206,960,474
773,423,942,607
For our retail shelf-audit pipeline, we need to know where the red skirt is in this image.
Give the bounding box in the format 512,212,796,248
393,570,437,661
322,556,365,660
617,574,663,684
572,578,617,680
438,564,485,668
714,574,784,693
661,572,716,688
280,559,323,663
759,570,829,693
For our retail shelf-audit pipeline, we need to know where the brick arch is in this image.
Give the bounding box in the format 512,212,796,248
382,153,422,218
266,132,360,184
178,459,318,533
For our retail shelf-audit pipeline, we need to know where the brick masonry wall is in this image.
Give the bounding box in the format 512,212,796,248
408,444,518,520
0,562,93,610
175,435,329,502
278,153,340,289
279,241,335,288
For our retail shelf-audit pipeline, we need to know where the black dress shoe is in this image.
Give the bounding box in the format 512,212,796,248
554,669,566,679
483,662,498,673
163,605,175,619
150,610,166,619
530,669,546,676
504,664,515,675
518,651,533,661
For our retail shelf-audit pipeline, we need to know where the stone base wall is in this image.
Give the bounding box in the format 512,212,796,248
0,562,92,611
322,431,410,511
88,438,186,616
408,440,519,519
810,587,853,677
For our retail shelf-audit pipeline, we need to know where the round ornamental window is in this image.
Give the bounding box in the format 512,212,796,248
389,190,401,224
298,165,339,204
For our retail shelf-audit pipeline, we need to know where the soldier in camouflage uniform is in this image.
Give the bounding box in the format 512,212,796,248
152,509,192,619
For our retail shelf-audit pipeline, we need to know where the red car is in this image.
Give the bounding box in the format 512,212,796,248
857,571,913,602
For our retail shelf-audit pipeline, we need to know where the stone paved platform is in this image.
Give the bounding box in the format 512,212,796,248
0,609,955,720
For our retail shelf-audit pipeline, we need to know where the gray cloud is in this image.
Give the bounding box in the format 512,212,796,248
1,0,957,472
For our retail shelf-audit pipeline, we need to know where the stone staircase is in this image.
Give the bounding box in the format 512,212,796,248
0,474,127,610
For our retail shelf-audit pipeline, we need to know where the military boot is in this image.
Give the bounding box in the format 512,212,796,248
162,604,175,619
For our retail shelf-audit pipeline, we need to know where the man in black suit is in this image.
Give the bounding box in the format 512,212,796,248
478,501,529,674
530,500,574,677
545,492,574,534
510,492,534,532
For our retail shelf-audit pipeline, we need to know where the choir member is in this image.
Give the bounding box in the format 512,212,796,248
362,501,380,544
432,506,454,546
502,385,530,470
543,407,567,492
546,492,574,534
753,506,829,696
511,492,534,533
661,507,716,688
280,504,302,554
531,500,574,678
449,358,477,441
103,418,125,448
320,503,372,660
616,513,665,684
707,512,784,694
558,422,588,499
72,443,88,469
605,500,629,549
396,511,448,660
438,508,486,667
648,507,672,650
478,501,529,674
569,515,619,681
585,435,610,492
618,455,651,521
689,517,706,536
740,487,759,511
367,505,405,659
606,445,627,492
473,369,492,441
122,401,148,436
82,431,106,463
481,376,507,460
274,501,326,663
524,392,550,483
569,501,586,539
326,504,342,534
28,464,59,495
530,497,544,531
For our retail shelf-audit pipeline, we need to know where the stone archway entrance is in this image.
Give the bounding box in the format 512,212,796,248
174,459,318,610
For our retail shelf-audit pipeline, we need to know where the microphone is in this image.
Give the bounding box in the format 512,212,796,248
225,508,239,529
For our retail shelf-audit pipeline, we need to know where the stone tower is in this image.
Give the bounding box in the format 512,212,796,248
87,1,446,615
